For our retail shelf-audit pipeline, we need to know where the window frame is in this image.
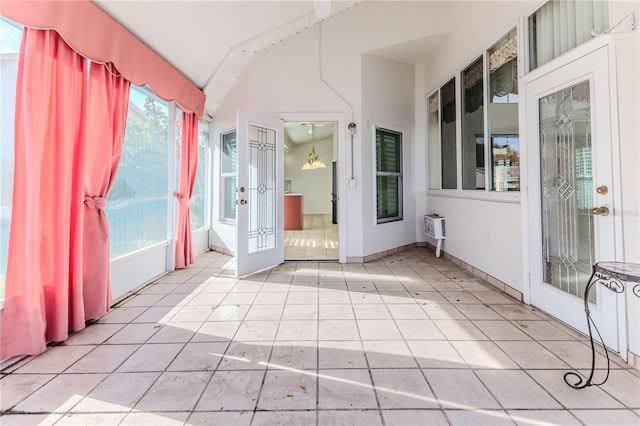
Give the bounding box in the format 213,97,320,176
219,129,237,225
374,125,404,225
426,27,521,203
0,17,23,306
191,118,211,231
106,84,174,260
461,54,487,191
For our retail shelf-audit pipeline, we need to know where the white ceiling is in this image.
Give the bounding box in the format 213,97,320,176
285,121,336,146
93,0,364,116
92,1,449,117
366,33,448,65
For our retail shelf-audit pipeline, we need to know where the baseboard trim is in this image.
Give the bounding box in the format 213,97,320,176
210,245,233,256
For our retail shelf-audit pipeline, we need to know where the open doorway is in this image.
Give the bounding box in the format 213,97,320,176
283,121,338,260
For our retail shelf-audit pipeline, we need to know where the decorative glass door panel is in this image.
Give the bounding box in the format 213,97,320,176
525,45,622,353
248,125,276,254
235,110,284,277
539,81,595,302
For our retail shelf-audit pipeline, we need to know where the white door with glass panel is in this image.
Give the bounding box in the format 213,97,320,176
526,45,623,353
235,110,284,277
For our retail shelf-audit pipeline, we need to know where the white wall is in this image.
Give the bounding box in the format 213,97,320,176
427,196,522,287
284,137,333,215
420,0,639,357
208,0,640,360
422,0,535,293
361,54,416,255
610,0,640,356
211,0,451,258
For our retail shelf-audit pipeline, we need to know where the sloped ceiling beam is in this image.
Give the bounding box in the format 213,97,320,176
202,1,363,115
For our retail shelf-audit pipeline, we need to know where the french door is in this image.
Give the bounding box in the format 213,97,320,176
525,45,624,353
235,110,284,277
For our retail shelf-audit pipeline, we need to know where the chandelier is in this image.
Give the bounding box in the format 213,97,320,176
301,124,326,170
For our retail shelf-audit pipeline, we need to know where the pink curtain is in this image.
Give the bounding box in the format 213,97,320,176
174,113,199,269
82,62,130,319
1,28,86,358
2,0,205,118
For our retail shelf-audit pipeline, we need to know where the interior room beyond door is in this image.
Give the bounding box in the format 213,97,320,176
283,121,338,261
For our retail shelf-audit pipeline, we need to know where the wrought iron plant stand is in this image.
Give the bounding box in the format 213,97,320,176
564,262,640,389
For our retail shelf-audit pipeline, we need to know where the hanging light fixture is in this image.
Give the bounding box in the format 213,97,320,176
302,123,326,170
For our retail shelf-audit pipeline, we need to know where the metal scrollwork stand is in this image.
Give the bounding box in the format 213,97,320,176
564,262,640,389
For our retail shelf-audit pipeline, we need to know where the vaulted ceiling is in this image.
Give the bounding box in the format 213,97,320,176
93,1,364,116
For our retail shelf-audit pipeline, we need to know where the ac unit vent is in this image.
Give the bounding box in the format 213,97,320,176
424,214,446,257
424,214,446,239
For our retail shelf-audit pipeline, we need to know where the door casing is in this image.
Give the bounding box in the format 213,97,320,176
520,36,626,356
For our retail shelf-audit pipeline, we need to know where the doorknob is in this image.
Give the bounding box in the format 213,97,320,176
240,199,247,205
592,206,609,216
596,186,608,195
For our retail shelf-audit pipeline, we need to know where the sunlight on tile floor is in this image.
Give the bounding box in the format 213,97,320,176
2,247,639,425
285,214,337,260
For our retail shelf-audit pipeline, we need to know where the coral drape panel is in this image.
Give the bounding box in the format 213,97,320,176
2,0,205,118
174,113,199,269
82,62,130,319
1,29,86,358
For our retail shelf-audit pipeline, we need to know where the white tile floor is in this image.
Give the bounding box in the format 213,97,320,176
2,247,640,426
285,214,337,260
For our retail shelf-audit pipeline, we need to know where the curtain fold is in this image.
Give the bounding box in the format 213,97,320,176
491,59,518,98
174,112,199,269
81,62,130,319
1,0,205,118
530,0,609,70
1,28,86,358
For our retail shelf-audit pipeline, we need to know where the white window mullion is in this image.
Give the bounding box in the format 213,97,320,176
455,74,463,193
483,50,491,192
167,104,178,271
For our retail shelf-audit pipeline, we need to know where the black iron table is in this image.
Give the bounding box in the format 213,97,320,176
564,261,640,389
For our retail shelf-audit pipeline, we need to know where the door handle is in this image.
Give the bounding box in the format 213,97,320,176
596,185,608,195
592,206,609,216
240,199,247,205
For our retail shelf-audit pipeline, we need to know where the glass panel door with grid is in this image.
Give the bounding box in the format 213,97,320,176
235,110,284,277
525,45,622,352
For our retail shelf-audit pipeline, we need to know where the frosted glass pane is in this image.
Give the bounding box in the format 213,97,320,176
539,80,595,300
247,125,276,254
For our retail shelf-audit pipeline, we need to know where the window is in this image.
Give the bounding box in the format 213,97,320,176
105,86,170,258
489,29,520,191
427,92,440,190
220,131,237,223
0,18,22,300
440,78,457,189
191,120,210,230
529,0,609,70
375,127,403,223
491,136,520,191
174,108,183,191
462,57,485,190
427,28,520,194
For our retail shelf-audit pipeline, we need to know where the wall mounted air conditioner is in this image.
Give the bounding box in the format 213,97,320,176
424,214,446,257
